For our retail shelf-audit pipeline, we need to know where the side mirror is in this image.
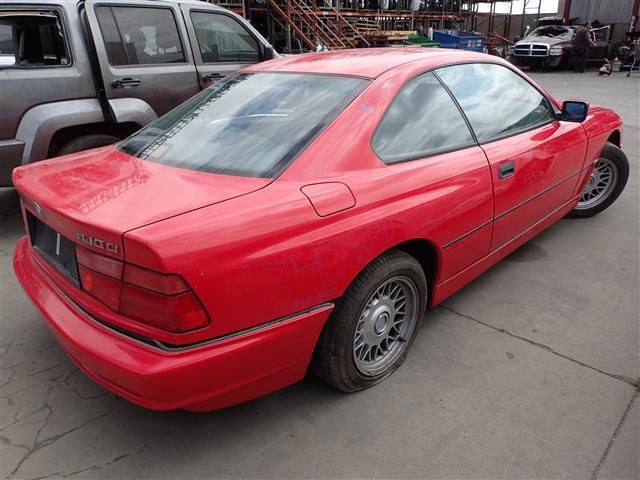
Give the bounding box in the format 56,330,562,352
263,46,276,61
559,100,589,122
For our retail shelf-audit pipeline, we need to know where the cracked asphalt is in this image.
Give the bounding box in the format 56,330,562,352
1,71,638,479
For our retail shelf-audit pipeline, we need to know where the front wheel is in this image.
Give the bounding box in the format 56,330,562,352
568,142,629,218
313,250,427,392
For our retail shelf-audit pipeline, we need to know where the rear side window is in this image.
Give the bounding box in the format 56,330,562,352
191,12,259,63
0,11,70,68
95,6,185,66
118,73,368,178
0,23,16,65
372,72,475,163
436,63,556,143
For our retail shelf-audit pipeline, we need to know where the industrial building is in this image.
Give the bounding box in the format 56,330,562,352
207,0,640,52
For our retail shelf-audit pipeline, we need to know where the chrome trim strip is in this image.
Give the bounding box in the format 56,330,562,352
56,273,332,353
443,165,586,249
30,245,334,353
494,168,582,221
443,219,492,249
154,303,334,352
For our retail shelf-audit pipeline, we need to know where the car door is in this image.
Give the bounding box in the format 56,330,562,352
180,5,262,89
370,71,494,280
436,62,588,250
84,0,199,116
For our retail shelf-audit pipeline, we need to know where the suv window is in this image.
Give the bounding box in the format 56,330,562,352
0,12,70,67
0,23,15,65
95,6,185,66
436,63,556,143
372,72,475,163
191,12,259,63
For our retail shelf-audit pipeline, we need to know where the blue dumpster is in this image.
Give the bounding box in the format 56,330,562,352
433,30,485,52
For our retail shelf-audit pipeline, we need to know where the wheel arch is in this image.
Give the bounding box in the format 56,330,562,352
15,99,105,164
48,121,142,157
342,238,440,309
15,98,157,164
392,239,439,307
607,130,621,148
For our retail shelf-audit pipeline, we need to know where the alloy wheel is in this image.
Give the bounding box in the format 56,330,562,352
353,276,419,376
576,157,618,210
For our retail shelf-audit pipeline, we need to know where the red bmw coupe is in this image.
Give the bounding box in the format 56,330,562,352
13,49,629,412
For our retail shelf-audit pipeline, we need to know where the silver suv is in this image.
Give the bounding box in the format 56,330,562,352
0,0,275,185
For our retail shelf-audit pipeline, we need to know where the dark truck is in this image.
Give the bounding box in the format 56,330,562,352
0,0,276,186
510,24,609,68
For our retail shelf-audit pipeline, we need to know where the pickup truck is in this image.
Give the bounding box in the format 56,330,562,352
510,25,608,69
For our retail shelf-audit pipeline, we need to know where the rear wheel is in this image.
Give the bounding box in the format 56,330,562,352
313,250,427,392
55,134,120,156
568,142,629,218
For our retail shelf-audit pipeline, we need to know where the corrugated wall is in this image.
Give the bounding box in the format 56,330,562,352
557,0,635,25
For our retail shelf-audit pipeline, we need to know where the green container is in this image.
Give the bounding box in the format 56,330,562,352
407,34,440,48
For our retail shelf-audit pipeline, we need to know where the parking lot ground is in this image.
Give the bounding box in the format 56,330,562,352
1,70,638,479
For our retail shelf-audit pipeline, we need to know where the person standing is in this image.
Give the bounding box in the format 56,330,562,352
573,22,596,73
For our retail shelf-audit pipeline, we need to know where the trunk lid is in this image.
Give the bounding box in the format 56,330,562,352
13,146,271,260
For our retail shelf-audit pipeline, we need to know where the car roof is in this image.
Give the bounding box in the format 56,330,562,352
247,48,494,78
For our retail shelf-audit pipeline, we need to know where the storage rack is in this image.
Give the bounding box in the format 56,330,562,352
206,0,514,52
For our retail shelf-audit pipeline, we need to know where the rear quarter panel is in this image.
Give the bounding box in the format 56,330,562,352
124,61,495,341
124,162,493,342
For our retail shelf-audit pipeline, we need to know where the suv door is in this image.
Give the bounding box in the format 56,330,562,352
0,5,93,184
84,0,199,116
436,63,588,251
180,4,263,88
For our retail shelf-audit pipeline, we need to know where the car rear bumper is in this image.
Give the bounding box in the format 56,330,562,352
13,237,332,412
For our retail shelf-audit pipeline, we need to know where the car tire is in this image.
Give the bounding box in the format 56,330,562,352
568,142,629,218
313,249,427,392
56,134,120,156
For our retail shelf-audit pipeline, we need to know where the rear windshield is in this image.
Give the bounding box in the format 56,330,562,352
118,72,368,177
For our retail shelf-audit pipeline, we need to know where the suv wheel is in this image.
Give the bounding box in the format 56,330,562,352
56,134,120,156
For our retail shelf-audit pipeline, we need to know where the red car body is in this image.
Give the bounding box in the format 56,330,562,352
13,49,624,411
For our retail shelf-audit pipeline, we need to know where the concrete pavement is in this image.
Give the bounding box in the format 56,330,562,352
1,70,638,479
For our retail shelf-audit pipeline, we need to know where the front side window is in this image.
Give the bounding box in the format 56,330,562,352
0,11,70,67
119,73,368,177
436,63,556,143
191,12,259,63
95,6,185,66
372,72,475,163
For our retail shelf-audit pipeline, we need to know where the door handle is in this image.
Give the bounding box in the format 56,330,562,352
498,160,516,179
202,73,224,83
112,78,141,88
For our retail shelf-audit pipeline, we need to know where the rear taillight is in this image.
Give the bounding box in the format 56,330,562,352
76,247,123,311
75,247,209,333
79,266,121,311
120,264,209,333
123,264,189,295
76,247,123,278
